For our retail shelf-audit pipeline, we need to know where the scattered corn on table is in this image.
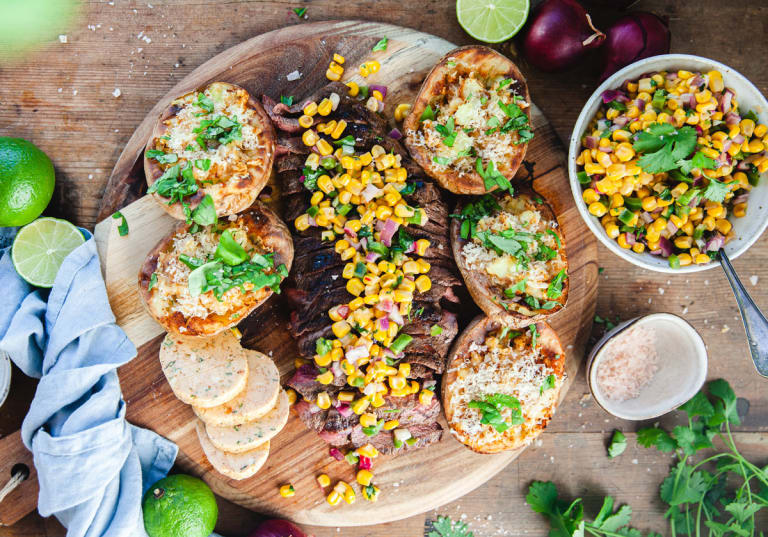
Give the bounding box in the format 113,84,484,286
1,1,767,536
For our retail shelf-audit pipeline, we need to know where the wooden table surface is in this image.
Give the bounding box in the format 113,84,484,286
1,1,767,536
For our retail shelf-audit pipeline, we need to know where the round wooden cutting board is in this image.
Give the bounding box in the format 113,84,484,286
93,21,598,527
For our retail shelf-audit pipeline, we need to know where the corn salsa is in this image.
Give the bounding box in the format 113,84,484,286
576,69,766,268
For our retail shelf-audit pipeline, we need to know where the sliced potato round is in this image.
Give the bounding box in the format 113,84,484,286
159,331,248,408
204,389,289,453
196,420,270,480
450,190,568,328
144,81,276,219
403,46,531,194
138,201,294,338
442,315,565,454
193,349,280,426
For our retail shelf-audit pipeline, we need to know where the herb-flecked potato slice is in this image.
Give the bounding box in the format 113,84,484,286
403,46,532,195
138,201,293,338
144,81,276,219
442,315,565,454
450,190,568,328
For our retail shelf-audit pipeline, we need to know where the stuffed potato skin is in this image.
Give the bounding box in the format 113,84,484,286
442,315,565,454
403,46,532,194
450,190,568,328
138,201,293,338
144,81,276,220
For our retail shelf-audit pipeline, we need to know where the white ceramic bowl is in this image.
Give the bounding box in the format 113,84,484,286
0,351,10,409
586,313,708,420
569,54,768,273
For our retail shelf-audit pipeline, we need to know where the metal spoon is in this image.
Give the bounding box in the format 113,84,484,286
718,250,768,377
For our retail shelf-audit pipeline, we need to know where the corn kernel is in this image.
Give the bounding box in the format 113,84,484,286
357,470,374,486
286,388,297,405
295,214,310,231
357,443,379,458
351,398,370,415
331,120,348,140
316,392,331,409
360,413,377,427
317,474,331,488
715,218,732,234
419,389,434,406
588,202,608,217
327,490,342,506
415,275,431,293
332,320,351,338
346,81,359,97
695,253,711,265
347,278,364,296
279,484,295,498
303,101,318,116
317,370,334,385
318,98,333,116
302,129,319,146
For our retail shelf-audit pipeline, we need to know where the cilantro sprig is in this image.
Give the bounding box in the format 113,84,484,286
467,393,523,433
475,158,513,195
428,515,474,537
451,194,500,240
633,123,697,173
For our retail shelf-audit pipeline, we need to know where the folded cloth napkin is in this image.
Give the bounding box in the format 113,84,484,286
0,227,178,537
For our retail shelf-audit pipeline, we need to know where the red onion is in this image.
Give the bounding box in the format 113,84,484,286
388,128,402,139
695,125,703,136
337,403,353,417
599,12,670,80
329,447,344,461
650,249,662,256
346,345,369,363
599,146,613,153
736,160,750,171
658,236,673,257
733,193,750,204
365,251,380,263
584,136,598,149
688,94,697,109
720,89,734,113
358,455,372,470
522,0,605,72
732,134,745,144
602,89,630,103
250,518,307,537
625,232,636,246
378,316,390,331
376,298,394,313
634,98,646,109
613,116,629,127
336,304,350,319
370,85,388,98
705,233,725,252
640,211,653,224
389,308,404,326
690,75,703,88
380,219,399,247
666,220,678,235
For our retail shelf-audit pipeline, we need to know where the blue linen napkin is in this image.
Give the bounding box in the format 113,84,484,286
0,226,178,537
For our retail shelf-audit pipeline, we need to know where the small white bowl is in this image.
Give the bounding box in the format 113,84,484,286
586,313,708,420
569,54,768,274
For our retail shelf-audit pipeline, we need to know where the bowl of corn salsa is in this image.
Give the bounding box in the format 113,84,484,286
569,54,768,273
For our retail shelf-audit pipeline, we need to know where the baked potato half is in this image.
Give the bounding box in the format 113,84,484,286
138,201,293,338
442,315,565,454
450,190,568,328
403,46,532,194
144,81,276,219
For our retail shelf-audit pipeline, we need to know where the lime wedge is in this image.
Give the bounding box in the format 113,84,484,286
11,217,85,288
456,0,530,43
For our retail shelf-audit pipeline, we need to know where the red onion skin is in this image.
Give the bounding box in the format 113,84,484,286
250,518,307,537
599,12,670,80
522,0,605,72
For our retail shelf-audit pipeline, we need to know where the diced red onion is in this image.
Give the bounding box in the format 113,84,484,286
733,193,749,204
388,128,403,140
689,94,697,109
634,98,646,109
695,125,703,136
693,176,705,188
380,219,399,247
370,85,388,98
376,298,394,313
597,119,609,131
330,447,344,461
308,216,316,227
680,93,692,108
337,304,350,319
299,175,305,183
331,361,344,379
665,72,677,80
389,308,404,326
736,160,750,171
705,233,725,252
584,136,598,149
363,382,381,396
650,249,662,255
658,236,673,257
602,89,630,103
358,455,372,470
725,111,741,125
599,146,613,153
640,211,653,224
666,221,678,234
344,226,357,238
690,75,703,88
365,251,380,262
336,403,353,417
720,89,733,113
732,134,745,145
613,116,630,127
346,345,369,363
625,232,636,246
378,316,390,331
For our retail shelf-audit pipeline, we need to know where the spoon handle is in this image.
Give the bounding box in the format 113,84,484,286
719,250,768,377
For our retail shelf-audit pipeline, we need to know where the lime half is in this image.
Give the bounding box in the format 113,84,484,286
142,474,218,537
456,0,530,43
11,217,85,288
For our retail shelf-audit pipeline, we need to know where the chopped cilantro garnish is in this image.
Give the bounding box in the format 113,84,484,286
419,104,436,122
433,156,451,166
701,179,734,203
147,163,199,205
546,269,567,299
529,324,539,349
430,325,443,337
372,37,388,52
280,95,294,106
475,158,512,194
146,149,178,164
196,92,214,113
468,393,523,432
194,158,211,171
434,117,457,147
190,194,216,227
633,123,697,173
293,7,306,17
193,114,242,150
540,374,556,395
148,272,157,291
112,211,129,236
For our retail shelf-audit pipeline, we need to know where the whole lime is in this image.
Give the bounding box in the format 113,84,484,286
0,137,55,227
142,474,218,537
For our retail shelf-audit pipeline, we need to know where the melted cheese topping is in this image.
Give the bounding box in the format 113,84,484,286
151,83,271,215
151,220,271,322
447,330,563,448
407,68,530,176
461,196,566,308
